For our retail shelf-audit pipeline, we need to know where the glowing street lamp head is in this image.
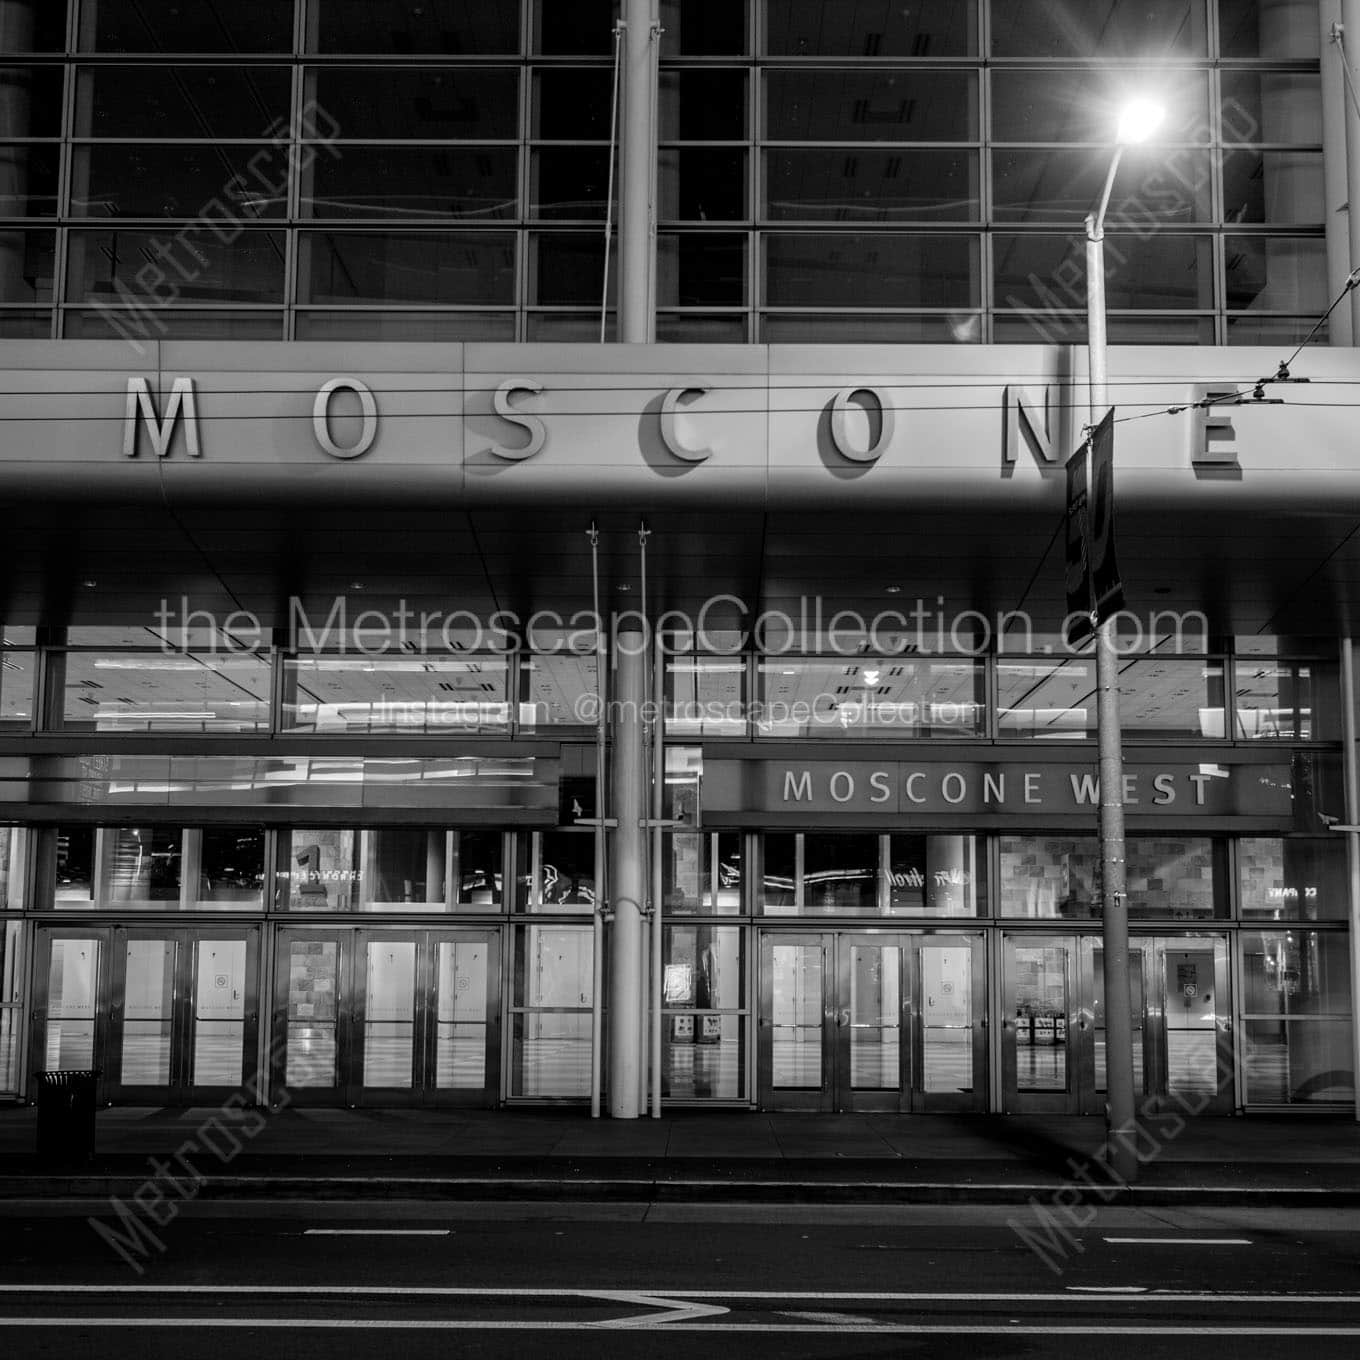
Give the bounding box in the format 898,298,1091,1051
1116,97,1166,145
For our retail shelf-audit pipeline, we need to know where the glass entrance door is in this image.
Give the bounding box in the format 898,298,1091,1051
273,927,501,1107
31,927,258,1105
758,932,985,1113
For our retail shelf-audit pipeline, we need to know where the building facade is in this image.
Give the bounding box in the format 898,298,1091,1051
0,0,1355,1120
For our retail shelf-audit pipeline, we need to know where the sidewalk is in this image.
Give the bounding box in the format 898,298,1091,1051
0,1105,1357,1205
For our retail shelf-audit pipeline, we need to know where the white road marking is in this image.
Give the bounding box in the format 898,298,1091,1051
302,1229,450,1236
1103,1237,1252,1245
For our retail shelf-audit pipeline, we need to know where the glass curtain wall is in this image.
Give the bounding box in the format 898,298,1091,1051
0,1,1323,340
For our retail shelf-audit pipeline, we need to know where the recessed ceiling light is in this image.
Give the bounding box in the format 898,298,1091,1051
81,579,97,588
884,585,901,595
350,581,366,590
617,583,631,592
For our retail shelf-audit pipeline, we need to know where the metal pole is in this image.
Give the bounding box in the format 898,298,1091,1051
1322,4,1354,344
1339,0,1360,338
1341,638,1360,1122
608,623,646,1117
651,629,665,1117
588,526,606,1119
636,527,651,1116
1086,188,1138,1184
618,0,658,343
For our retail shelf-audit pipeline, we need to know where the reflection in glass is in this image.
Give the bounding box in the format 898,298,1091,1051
312,67,518,140
1243,1019,1353,1103
304,146,518,220
284,656,510,733
0,827,24,909
1241,931,1353,1017
771,942,823,1088
993,147,1212,224
764,148,978,222
991,0,1207,57
1233,661,1337,739
72,145,289,218
520,653,598,729
765,69,977,141
663,832,742,915
804,835,877,912
1226,236,1328,313
1240,838,1348,921
517,831,595,912
1222,151,1323,225
886,835,984,916
299,232,516,305
104,827,182,905
663,925,744,1098
44,938,101,1070
991,68,1209,144
765,232,979,309
1012,945,1068,1091
766,0,975,55
284,939,338,1088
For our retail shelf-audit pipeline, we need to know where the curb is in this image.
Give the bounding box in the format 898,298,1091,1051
3,1176,1359,1207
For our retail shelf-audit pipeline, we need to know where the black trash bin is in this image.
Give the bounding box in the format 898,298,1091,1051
34,1069,101,1165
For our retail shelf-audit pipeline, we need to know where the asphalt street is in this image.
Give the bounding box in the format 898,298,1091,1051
0,1201,1357,1358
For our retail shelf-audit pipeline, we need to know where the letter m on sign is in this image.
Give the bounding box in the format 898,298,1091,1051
124,377,201,458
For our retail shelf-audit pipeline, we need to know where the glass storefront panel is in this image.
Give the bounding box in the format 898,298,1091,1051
663,832,743,915
667,659,745,737
515,831,595,913
1243,1018,1354,1104
1233,660,1338,740
53,651,273,733
511,923,594,1097
192,829,266,910
1011,943,1069,1092
803,834,877,913
120,936,175,1085
283,655,510,734
999,836,1226,920
885,835,984,917
103,827,182,906
663,924,745,1098
0,827,25,909
0,920,23,1092
283,938,339,1088
281,829,502,912
43,937,100,1070
1,649,34,725
1242,930,1353,1017
754,658,985,739
1240,838,1348,921
520,653,598,729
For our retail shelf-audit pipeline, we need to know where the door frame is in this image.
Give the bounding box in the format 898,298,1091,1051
29,926,112,1103
108,925,260,1105
757,929,987,1114
271,925,503,1109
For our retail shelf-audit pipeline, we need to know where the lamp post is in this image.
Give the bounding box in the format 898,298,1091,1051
1085,98,1164,1184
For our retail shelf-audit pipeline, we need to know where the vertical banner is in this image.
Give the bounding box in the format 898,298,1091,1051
1065,440,1093,647
1088,409,1125,624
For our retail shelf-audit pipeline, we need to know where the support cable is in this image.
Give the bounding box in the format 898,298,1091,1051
601,21,624,344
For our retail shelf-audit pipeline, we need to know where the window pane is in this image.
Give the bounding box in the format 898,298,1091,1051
663,832,743,915
283,656,510,734
0,142,57,214
764,148,977,222
1000,835,1225,919
305,146,517,219
312,67,519,140
764,232,979,308
994,233,1214,312
1218,0,1319,58
766,69,977,142
56,651,273,732
992,0,1207,56
1240,839,1348,922
0,827,26,909
754,658,985,737
660,70,747,141
660,0,747,55
1226,235,1327,312
657,312,748,342
886,834,984,915
511,923,593,1096
534,0,613,54
761,311,980,342
1242,931,1352,1015
992,312,1215,344
530,147,612,220
1119,659,1225,737
662,924,745,1098
299,231,515,305
1234,660,1338,739
72,144,288,218
666,659,745,737
991,69,1209,144
1244,1019,1353,1104
994,147,1212,223
454,830,503,908
312,0,520,54
194,828,265,909
282,831,361,912
661,149,747,222
65,308,283,340
0,649,33,724
1223,151,1323,225
766,0,975,55
532,68,612,140
530,232,615,305
658,233,746,305
1226,314,1327,344
0,4,64,51
82,0,294,51
103,826,182,904
803,833,877,912
0,308,49,336
75,66,292,139
1220,72,1322,145
516,831,596,912
295,309,514,340
519,653,598,730
997,658,1095,737
0,65,64,137
761,834,796,912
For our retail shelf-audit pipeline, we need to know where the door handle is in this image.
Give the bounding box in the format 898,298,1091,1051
837,1008,850,1028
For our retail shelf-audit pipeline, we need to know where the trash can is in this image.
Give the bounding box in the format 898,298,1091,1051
34,1069,101,1165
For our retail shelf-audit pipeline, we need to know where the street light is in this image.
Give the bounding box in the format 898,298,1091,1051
1085,97,1164,1184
